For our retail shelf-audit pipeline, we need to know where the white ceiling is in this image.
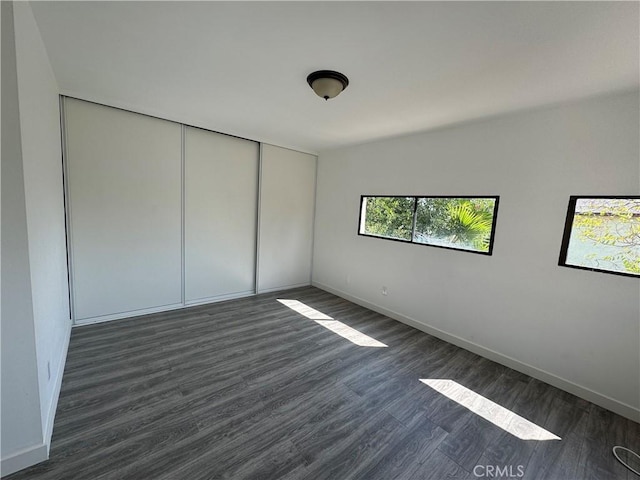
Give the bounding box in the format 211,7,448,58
31,1,639,153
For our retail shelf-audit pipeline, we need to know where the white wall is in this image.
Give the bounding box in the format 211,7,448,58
13,0,72,446
313,91,640,421
1,1,47,475
1,2,72,475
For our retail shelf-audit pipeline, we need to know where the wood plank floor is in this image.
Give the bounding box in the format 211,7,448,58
7,287,639,480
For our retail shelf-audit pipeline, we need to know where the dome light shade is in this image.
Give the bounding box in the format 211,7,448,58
307,70,349,100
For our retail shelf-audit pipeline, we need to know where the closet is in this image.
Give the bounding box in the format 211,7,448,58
63,97,316,324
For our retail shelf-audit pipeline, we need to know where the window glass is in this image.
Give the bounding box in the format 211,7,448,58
414,197,497,253
359,196,499,255
361,196,415,241
560,197,640,277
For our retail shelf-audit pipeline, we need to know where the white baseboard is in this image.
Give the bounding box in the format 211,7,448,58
1,320,71,477
1,443,48,477
185,290,255,307
74,302,185,326
257,282,311,295
74,285,314,326
312,281,640,423
44,320,72,452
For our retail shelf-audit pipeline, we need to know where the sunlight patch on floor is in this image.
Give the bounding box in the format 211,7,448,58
277,299,333,320
420,379,561,441
277,299,388,347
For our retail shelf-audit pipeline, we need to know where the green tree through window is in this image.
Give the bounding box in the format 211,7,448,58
363,197,415,241
415,198,495,251
360,196,498,254
563,197,640,276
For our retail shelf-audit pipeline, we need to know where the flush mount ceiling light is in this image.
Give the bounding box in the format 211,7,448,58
307,70,349,100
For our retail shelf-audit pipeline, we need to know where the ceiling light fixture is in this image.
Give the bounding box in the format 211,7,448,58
307,70,349,100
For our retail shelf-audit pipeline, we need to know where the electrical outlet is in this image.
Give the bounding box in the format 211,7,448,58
381,286,388,296
47,361,51,380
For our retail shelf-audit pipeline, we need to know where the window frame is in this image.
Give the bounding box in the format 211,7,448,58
357,195,500,256
558,195,640,278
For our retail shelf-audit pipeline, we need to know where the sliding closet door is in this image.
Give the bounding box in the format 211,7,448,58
258,144,317,292
184,127,258,303
64,98,182,322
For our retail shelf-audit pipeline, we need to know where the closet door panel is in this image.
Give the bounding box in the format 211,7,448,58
64,98,182,321
258,144,317,292
184,127,258,302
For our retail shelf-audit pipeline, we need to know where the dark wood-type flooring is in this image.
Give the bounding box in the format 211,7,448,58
8,287,640,480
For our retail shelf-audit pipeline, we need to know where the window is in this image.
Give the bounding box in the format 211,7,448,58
559,196,640,277
359,196,415,241
358,196,499,255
